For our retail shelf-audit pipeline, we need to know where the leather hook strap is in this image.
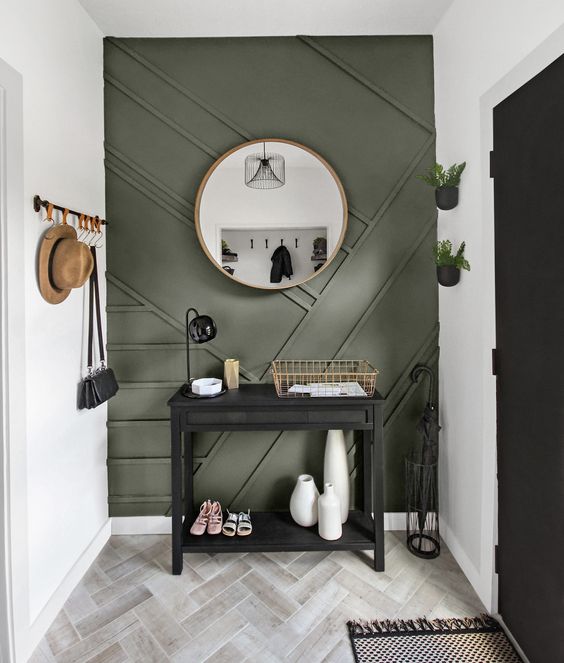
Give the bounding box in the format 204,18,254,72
45,202,55,223
62,208,70,225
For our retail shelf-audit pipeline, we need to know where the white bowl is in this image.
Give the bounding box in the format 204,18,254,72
191,378,223,396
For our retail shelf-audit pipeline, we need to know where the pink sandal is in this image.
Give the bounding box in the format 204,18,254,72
207,501,223,535
190,500,212,535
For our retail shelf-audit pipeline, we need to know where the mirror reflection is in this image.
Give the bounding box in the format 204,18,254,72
195,139,347,289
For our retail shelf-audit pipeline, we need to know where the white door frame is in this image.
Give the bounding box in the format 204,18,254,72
0,56,27,663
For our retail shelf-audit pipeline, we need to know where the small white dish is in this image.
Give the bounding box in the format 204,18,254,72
191,377,223,396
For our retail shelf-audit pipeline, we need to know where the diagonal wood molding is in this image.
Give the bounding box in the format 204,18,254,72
105,35,438,514
105,150,315,314
106,273,260,382
105,73,220,159
263,135,436,374
298,36,436,135
108,37,253,141
106,143,195,214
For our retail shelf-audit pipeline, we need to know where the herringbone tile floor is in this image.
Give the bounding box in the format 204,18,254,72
30,532,484,663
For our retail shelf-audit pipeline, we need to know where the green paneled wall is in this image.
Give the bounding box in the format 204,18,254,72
104,36,438,516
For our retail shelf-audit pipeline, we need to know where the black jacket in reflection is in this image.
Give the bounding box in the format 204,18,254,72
270,245,293,283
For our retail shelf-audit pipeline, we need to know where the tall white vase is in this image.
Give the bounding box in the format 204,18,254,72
318,483,342,540
289,474,319,527
324,429,349,523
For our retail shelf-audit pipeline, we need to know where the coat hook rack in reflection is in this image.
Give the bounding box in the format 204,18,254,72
250,239,254,249
295,238,298,248
280,239,284,246
265,239,269,249
33,195,109,226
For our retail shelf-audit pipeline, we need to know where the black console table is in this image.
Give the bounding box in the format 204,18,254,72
168,384,385,575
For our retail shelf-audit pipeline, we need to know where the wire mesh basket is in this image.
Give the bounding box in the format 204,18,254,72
271,359,378,398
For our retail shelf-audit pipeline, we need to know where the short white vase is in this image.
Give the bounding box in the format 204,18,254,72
289,474,319,527
318,483,342,540
324,429,349,523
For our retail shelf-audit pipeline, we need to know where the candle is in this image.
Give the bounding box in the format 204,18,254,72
224,359,239,389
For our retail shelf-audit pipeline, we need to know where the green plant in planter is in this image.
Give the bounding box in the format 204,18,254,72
433,240,470,287
418,162,466,188
433,240,470,270
418,161,466,210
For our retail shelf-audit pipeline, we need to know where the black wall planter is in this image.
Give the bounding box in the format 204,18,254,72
437,265,460,287
435,186,459,210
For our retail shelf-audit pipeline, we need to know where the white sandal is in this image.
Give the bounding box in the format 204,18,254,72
237,510,252,537
222,509,238,536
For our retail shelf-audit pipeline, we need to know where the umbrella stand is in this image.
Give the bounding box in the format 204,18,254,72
405,365,441,559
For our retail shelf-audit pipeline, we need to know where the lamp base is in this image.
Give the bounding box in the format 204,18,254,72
181,383,226,399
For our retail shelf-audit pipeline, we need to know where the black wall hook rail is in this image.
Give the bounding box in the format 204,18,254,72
33,195,109,226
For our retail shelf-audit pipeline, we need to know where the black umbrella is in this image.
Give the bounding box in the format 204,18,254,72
406,365,441,558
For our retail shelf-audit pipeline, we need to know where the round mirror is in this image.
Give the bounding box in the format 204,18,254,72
195,139,347,289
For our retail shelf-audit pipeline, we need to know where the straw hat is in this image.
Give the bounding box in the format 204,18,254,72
38,224,94,304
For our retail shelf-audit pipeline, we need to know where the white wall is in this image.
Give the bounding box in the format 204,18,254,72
78,0,453,36
0,54,24,663
434,1,564,611
0,1,108,659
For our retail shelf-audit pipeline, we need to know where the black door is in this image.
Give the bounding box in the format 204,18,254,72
494,55,564,663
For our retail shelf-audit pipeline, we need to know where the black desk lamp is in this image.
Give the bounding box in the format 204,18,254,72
184,308,217,390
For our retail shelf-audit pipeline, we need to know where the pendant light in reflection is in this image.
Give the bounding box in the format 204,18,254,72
245,142,285,189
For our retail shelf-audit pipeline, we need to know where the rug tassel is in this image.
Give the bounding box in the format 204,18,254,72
347,614,500,636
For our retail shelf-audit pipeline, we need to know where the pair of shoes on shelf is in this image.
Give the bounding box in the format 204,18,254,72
189,499,223,535
222,509,252,537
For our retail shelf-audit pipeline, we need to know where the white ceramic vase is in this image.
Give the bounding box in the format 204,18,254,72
324,429,349,523
318,483,342,540
289,474,319,527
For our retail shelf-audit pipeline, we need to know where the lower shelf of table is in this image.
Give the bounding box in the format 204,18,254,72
181,510,375,553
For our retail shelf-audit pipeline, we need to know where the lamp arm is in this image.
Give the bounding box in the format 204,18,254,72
185,308,199,384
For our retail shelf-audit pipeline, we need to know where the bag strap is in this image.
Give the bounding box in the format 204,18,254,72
87,259,95,374
90,247,105,366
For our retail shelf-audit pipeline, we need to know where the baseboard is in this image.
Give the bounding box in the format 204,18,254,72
111,513,408,535
112,516,173,535
384,512,406,531
440,519,485,606
494,615,531,663
25,519,111,661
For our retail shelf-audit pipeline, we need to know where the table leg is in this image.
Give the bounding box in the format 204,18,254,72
171,412,183,575
372,406,385,571
184,430,193,523
362,429,372,515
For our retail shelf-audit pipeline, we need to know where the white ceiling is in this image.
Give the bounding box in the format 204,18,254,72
78,0,454,37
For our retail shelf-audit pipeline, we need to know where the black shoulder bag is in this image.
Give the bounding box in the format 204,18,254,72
78,248,119,409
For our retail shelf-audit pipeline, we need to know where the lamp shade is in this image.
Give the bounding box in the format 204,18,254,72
188,314,217,343
245,143,285,189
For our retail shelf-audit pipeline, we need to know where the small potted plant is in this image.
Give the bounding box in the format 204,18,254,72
418,161,466,210
433,240,470,287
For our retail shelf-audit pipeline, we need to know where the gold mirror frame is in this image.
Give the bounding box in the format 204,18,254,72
194,138,348,290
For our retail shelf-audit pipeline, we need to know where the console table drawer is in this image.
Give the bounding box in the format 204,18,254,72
185,409,308,426
307,409,371,425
